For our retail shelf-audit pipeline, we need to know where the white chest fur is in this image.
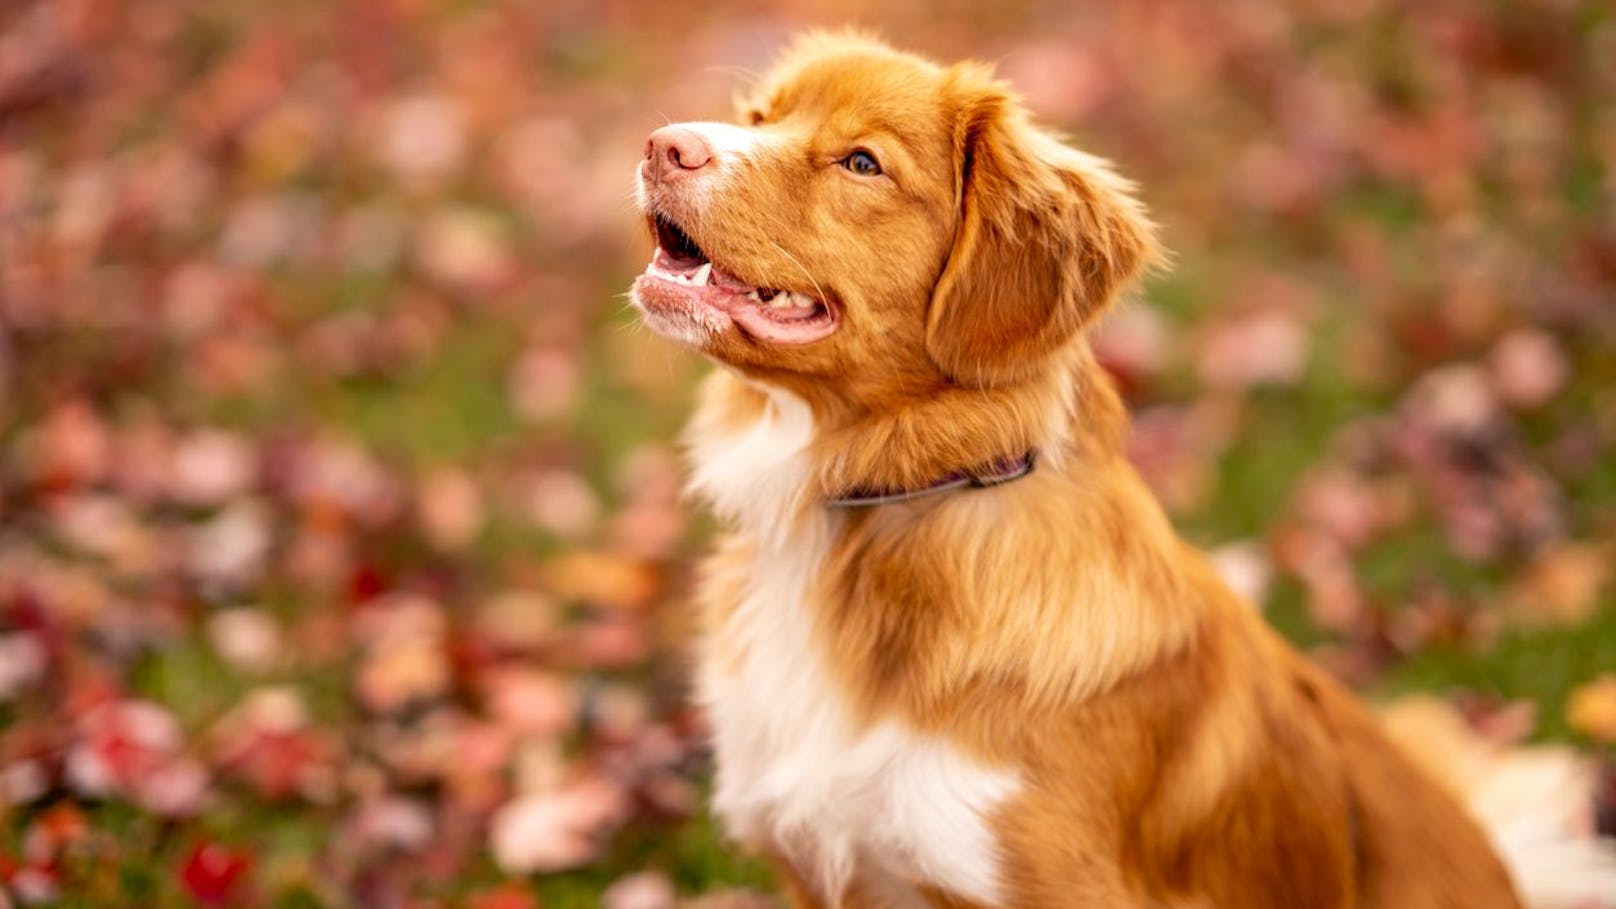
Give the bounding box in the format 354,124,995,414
688,384,1019,907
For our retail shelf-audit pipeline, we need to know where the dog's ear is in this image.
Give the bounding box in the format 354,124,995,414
927,71,1159,387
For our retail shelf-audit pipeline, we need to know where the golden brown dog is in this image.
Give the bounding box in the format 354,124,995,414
629,32,1613,909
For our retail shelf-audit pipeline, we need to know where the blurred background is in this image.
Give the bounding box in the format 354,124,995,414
1,0,1613,906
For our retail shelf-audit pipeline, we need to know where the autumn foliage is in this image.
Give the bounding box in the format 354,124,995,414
0,0,1613,906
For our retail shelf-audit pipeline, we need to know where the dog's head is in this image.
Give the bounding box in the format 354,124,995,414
631,33,1158,408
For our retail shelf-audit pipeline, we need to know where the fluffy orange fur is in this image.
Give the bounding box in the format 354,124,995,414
647,32,1522,909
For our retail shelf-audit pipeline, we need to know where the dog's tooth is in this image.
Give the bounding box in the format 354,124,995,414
746,290,761,303
693,263,712,286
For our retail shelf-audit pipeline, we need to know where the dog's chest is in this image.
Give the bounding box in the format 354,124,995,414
698,533,1017,907
687,384,1018,905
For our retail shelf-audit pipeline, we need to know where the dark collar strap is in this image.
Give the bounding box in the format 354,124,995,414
826,451,1037,508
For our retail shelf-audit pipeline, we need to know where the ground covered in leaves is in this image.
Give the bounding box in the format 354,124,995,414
1,0,1614,906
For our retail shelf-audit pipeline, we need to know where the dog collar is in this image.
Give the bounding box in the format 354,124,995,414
826,451,1037,508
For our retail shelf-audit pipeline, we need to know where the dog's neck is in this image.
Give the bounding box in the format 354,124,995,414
805,343,1128,501
688,346,1215,721
684,345,1214,722
825,450,1038,507
685,343,1133,516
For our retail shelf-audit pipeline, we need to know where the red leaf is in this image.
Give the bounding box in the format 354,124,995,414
466,883,540,909
349,564,390,605
178,842,253,908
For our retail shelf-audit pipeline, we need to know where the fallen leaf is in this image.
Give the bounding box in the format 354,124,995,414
187,499,273,589
540,551,660,612
1489,329,1568,409
345,796,435,853
488,777,628,874
604,870,676,909
177,842,253,908
508,347,582,424
206,609,283,673
466,883,540,909
517,469,601,540
474,589,560,652
377,94,468,191
1196,307,1308,389
1568,676,1616,743
0,634,48,701
1503,543,1613,627
1403,364,1498,437
168,430,257,506
413,209,515,292
481,668,577,737
417,467,485,551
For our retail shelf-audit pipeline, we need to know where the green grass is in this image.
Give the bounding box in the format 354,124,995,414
1375,604,1616,743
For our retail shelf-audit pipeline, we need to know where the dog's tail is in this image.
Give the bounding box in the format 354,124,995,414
1381,696,1616,909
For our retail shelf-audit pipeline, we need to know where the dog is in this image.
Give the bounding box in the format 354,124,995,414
629,31,1616,909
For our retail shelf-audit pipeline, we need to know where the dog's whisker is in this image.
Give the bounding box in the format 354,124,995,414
707,64,760,81
767,240,829,305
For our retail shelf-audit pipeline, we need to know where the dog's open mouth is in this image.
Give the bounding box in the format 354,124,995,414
631,213,839,345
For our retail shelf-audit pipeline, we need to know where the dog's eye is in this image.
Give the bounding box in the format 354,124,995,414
842,150,882,177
